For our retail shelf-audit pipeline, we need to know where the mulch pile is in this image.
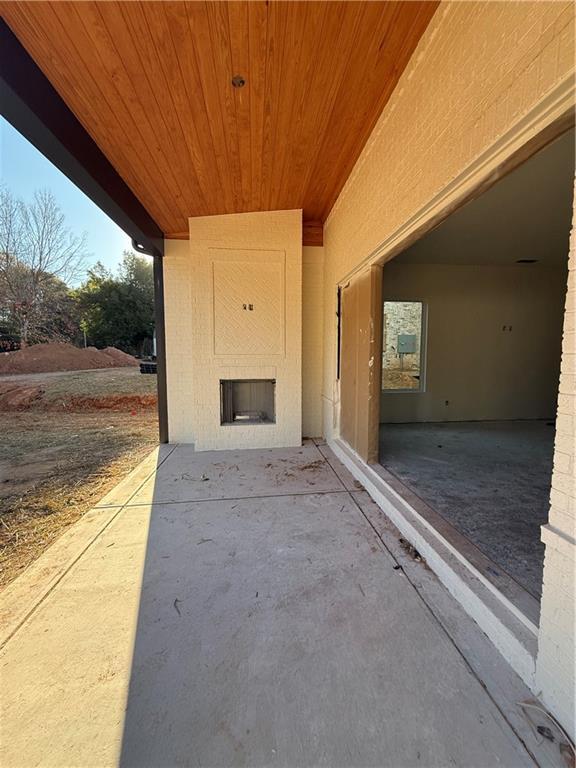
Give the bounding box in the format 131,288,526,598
0,342,139,375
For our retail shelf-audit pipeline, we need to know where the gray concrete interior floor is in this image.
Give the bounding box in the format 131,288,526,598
378,420,555,599
1,441,552,767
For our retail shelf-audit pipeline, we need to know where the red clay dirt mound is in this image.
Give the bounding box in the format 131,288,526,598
0,382,44,410
0,342,138,375
101,347,139,367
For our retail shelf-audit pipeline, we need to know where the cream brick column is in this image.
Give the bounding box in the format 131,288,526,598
187,209,302,451
535,179,576,739
164,239,195,443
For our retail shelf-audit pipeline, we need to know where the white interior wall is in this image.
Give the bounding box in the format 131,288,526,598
380,263,566,423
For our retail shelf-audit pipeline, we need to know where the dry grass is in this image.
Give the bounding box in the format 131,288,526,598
0,409,158,590
0,368,158,412
38,367,157,404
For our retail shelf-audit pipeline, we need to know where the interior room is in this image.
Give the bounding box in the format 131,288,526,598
379,127,575,604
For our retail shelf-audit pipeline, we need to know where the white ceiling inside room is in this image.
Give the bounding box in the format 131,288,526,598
398,127,575,267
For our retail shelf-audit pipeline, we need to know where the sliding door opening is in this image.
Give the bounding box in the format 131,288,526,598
377,127,574,616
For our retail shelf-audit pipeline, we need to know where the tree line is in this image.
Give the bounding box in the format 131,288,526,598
0,188,155,356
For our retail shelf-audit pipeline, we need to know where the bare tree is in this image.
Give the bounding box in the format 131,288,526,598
0,188,89,345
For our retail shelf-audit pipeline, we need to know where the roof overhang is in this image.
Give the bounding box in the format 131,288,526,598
1,2,439,248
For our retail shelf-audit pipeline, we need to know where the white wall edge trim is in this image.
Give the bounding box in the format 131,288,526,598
338,73,576,285
329,435,539,689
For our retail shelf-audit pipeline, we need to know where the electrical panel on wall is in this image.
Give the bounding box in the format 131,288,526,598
211,249,285,356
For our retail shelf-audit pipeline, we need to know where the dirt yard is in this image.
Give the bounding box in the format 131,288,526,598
0,369,158,590
382,368,421,390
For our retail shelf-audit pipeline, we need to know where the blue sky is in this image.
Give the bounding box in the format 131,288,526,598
1,116,133,279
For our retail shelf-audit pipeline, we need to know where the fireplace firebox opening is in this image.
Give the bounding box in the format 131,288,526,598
220,379,276,425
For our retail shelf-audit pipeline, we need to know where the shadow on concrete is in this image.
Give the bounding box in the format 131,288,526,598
117,443,534,767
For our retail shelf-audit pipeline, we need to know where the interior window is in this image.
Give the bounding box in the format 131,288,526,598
382,300,425,391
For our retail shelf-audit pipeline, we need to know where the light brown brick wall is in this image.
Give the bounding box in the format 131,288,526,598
536,185,575,737
322,1,574,423
321,0,575,734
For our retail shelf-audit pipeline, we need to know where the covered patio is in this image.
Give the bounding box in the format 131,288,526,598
1,0,574,756
0,442,552,767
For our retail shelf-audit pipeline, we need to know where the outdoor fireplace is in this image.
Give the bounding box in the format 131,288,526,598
220,379,276,425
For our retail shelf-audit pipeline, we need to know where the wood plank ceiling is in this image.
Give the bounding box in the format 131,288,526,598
1,1,438,243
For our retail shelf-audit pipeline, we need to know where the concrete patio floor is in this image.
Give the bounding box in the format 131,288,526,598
0,441,560,767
